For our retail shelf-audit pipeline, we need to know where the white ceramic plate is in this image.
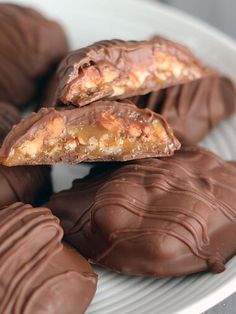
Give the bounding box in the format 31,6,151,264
5,0,236,313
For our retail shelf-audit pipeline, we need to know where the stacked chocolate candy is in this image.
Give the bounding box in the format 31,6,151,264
0,2,236,314
0,4,97,314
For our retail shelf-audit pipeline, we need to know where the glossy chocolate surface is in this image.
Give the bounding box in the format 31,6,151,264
47,146,236,277
133,75,236,144
56,37,212,107
0,202,97,314
0,101,180,165
0,4,68,108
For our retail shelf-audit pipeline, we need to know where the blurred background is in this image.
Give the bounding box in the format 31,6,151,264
160,0,236,40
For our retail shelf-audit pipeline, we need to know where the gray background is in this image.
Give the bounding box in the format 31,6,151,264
158,1,236,313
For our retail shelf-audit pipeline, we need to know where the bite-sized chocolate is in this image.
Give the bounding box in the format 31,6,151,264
0,202,97,314
0,101,180,166
0,101,21,144
133,75,236,144
56,37,212,107
0,3,68,109
47,146,236,277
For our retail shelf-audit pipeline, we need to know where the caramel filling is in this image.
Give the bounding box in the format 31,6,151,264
5,113,174,165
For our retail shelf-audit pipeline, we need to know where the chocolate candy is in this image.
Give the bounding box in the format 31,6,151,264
0,100,180,166
133,75,236,144
0,101,52,206
56,37,212,107
0,101,21,143
0,164,52,207
0,202,97,313
38,73,59,109
47,146,236,277
0,4,68,109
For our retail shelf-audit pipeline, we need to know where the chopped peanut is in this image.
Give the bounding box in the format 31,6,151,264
99,113,124,131
129,123,142,137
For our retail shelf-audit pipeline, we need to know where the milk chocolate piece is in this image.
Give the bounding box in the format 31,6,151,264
56,37,212,107
0,4,68,109
47,146,236,277
0,101,52,206
0,202,97,314
133,75,236,144
0,100,180,166
0,165,52,207
38,73,59,110
0,101,21,143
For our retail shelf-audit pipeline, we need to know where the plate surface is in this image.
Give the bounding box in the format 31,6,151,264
5,0,236,313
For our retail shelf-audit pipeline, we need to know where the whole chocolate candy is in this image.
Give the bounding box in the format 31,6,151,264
47,146,236,277
56,37,212,107
133,75,236,145
0,100,180,166
0,4,68,109
0,202,97,314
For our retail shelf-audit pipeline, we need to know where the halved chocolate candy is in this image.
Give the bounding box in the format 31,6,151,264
0,100,180,165
57,37,212,107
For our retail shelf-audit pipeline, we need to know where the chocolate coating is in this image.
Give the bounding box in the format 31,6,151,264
133,75,236,144
47,146,236,277
0,202,97,314
38,73,59,110
56,37,212,107
0,101,180,165
0,4,68,109
0,101,52,206
0,165,52,206
0,101,21,143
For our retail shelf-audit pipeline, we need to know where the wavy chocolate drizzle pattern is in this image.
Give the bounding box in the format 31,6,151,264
0,202,97,314
47,146,236,277
0,203,62,313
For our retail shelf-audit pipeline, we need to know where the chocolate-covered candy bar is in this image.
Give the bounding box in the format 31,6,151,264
133,75,236,144
0,100,180,166
56,37,212,107
47,146,236,277
0,4,68,109
0,202,97,314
